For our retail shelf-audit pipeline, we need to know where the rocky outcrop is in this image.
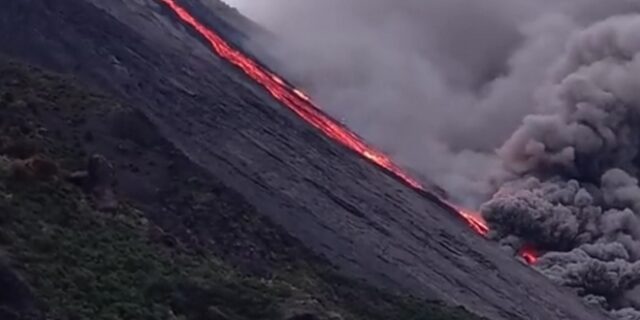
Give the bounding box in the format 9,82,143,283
68,154,117,210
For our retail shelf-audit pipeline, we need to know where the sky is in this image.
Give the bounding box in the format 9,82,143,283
223,0,265,21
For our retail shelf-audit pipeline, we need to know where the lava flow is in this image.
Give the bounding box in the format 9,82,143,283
159,0,537,264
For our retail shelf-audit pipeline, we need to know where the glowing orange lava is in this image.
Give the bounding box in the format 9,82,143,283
519,247,539,265
453,205,490,236
159,0,536,264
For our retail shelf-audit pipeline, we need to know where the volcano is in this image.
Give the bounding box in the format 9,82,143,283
0,0,608,319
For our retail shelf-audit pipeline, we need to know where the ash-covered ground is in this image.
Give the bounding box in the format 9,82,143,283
238,2,640,319
0,0,612,319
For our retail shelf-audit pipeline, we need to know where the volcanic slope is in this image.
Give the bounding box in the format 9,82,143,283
0,1,608,319
0,56,490,320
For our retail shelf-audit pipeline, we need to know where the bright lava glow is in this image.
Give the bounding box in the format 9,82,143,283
519,247,539,265
453,205,490,236
159,0,537,265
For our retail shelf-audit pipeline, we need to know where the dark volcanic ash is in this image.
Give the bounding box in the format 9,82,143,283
230,1,640,318
482,15,640,319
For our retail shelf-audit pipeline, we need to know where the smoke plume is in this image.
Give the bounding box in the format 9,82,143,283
230,0,640,318
481,13,640,318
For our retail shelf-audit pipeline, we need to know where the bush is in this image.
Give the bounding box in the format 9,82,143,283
2,138,38,159
8,155,58,182
25,155,58,180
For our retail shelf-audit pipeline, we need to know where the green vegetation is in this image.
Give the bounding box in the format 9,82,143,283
0,173,292,320
0,59,485,320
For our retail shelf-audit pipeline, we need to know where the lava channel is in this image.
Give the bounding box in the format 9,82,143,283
159,0,537,264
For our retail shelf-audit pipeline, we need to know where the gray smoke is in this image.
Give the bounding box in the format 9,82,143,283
237,0,565,206
229,0,640,318
482,13,640,318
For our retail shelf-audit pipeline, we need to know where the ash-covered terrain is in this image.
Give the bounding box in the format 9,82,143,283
243,1,640,319
0,1,610,320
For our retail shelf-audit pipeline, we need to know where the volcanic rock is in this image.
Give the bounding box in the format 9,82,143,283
68,154,117,210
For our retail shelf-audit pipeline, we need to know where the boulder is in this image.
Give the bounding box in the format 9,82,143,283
67,154,118,210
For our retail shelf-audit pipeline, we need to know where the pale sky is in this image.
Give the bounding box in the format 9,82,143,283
223,0,265,21
223,0,249,11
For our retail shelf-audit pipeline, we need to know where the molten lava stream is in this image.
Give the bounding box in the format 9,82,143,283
159,0,536,264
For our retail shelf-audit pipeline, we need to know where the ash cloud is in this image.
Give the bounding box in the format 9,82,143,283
240,0,561,206
232,0,640,318
482,12,640,319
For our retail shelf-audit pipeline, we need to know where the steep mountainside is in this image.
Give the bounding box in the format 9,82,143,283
0,58,483,320
0,1,610,319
